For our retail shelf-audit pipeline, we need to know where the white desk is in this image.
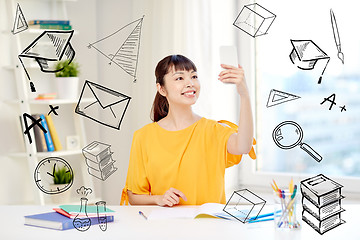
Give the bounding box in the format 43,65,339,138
1,205,359,240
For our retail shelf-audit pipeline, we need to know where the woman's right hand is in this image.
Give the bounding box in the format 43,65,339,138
156,188,187,207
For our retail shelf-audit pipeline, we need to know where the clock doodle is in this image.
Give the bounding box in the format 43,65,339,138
34,157,74,194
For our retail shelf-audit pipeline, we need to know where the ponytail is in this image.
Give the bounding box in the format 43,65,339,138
151,92,169,122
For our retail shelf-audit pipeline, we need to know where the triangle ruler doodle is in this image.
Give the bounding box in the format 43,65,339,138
87,16,144,82
266,89,301,107
12,3,28,34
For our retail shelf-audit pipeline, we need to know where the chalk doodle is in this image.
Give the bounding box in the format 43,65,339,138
266,89,301,108
18,30,75,92
12,3,28,34
76,186,93,196
272,121,323,162
320,93,346,112
48,105,59,116
82,141,117,181
87,16,144,82
330,9,344,64
289,39,330,84
233,3,276,38
96,201,108,231
223,189,266,223
22,113,47,144
73,197,91,232
33,157,74,194
301,174,345,235
75,80,131,130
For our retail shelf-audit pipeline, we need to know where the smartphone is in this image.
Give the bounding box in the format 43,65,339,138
219,46,238,68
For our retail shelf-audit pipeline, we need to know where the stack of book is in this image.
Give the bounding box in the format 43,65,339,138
20,114,62,152
300,174,345,235
24,204,115,231
28,19,72,30
82,141,117,181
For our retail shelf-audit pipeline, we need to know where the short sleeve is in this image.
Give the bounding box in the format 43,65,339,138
214,121,243,168
121,131,150,205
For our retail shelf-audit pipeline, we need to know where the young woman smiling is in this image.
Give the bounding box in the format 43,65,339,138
121,55,256,206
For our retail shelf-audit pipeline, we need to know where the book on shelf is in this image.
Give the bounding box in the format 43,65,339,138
45,114,63,151
24,211,114,231
35,93,57,100
28,20,70,25
31,114,48,152
39,114,55,152
28,24,72,30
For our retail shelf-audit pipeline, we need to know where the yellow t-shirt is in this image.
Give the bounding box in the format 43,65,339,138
121,117,253,205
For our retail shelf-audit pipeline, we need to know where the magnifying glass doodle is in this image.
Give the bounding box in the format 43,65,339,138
272,121,322,162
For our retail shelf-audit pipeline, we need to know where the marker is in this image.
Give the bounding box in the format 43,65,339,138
139,211,148,220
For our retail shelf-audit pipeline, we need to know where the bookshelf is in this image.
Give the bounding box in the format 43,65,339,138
4,0,97,205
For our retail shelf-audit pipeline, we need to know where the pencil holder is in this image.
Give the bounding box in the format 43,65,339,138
273,190,300,229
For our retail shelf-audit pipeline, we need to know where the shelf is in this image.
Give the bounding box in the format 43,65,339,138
5,98,94,105
9,149,83,158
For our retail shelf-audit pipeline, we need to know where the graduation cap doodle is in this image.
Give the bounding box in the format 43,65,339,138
18,30,75,92
289,40,330,84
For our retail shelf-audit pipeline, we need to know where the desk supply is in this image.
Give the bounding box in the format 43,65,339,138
24,211,114,231
139,211,148,220
300,174,345,235
272,180,300,229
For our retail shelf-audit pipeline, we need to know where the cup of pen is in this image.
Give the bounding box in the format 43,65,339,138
273,188,300,229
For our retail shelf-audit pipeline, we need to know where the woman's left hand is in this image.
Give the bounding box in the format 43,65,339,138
218,64,249,96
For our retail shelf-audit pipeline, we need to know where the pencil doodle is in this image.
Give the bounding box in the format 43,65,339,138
75,80,131,130
272,121,323,162
12,3,28,34
96,201,108,231
87,16,144,82
76,186,93,196
223,189,266,223
73,197,91,232
330,9,344,64
82,141,117,181
22,113,47,144
320,93,347,112
34,157,74,194
48,105,59,116
18,30,75,92
301,174,345,235
289,39,330,84
233,3,276,38
266,89,301,108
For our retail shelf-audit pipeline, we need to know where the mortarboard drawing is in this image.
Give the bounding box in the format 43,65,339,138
12,3,28,34
18,30,75,92
330,9,344,64
233,3,276,38
266,89,301,108
301,174,345,235
87,16,144,82
289,39,330,84
223,189,266,223
75,80,131,130
82,141,117,181
272,121,322,162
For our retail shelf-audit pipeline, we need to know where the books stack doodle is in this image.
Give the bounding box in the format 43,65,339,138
300,174,345,235
82,141,117,181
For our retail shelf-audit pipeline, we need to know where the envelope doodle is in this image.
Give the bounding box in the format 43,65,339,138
75,80,131,130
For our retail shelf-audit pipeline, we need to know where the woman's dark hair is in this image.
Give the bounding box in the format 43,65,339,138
151,55,197,122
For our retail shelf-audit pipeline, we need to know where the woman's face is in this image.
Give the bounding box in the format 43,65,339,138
157,66,200,107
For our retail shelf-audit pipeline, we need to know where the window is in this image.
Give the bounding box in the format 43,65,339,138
240,0,360,192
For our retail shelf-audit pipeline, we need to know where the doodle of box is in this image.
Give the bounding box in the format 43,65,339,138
223,189,266,223
233,3,276,38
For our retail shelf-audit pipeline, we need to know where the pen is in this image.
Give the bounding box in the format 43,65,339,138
139,211,148,220
248,217,274,224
